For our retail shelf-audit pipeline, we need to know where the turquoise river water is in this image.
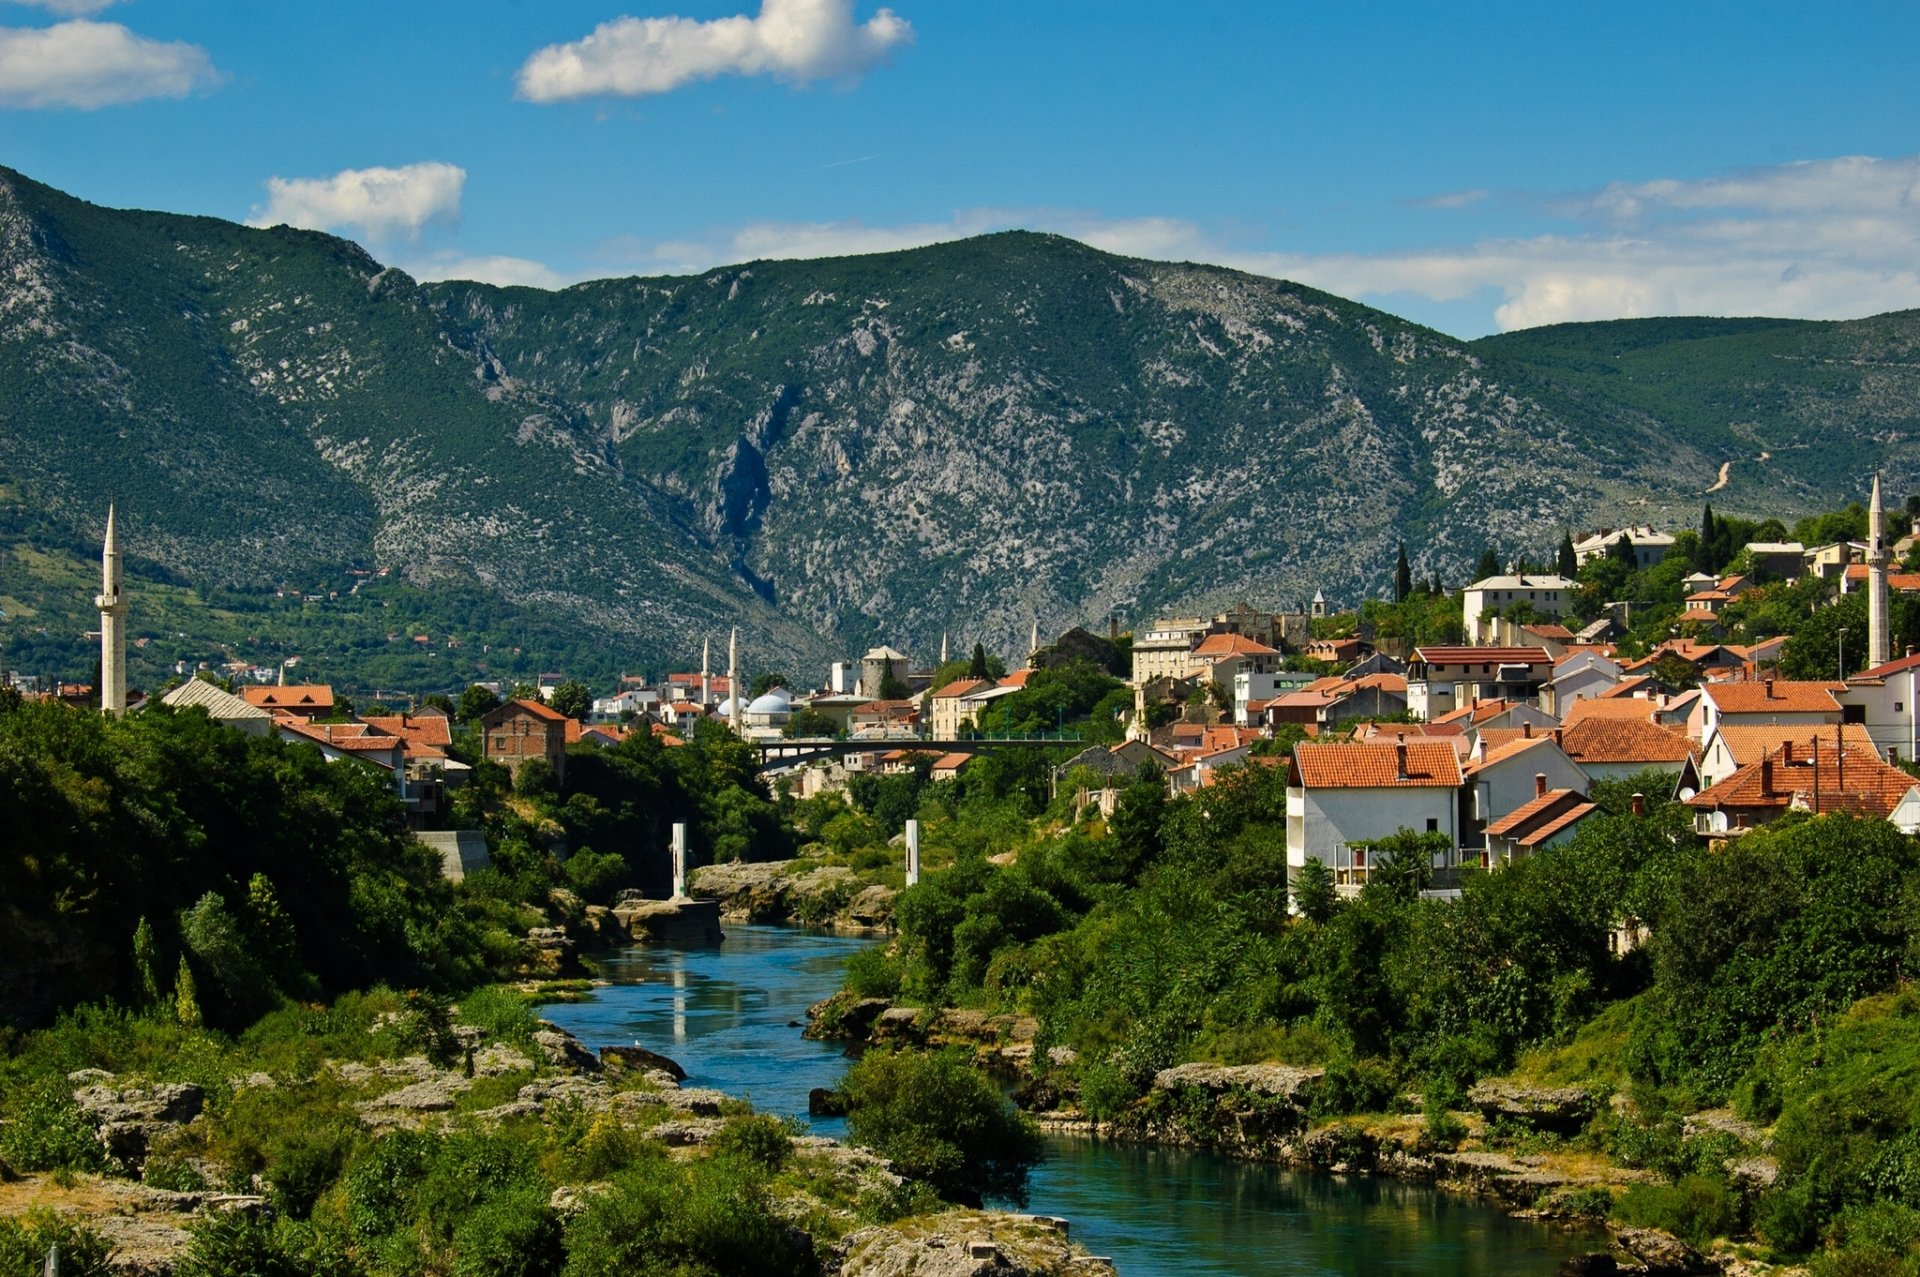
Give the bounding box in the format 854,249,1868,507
539,924,1597,1275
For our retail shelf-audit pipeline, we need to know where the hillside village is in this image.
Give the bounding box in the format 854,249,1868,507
24,475,1920,907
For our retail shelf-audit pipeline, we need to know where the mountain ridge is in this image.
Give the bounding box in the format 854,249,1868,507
0,165,1913,685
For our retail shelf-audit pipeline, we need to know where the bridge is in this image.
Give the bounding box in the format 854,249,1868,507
751,734,1085,770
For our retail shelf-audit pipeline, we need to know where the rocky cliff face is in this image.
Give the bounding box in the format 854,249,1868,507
0,166,1912,668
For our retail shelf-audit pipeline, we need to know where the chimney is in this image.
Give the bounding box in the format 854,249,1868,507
1552,728,1564,750
1765,677,1776,699
1395,741,1410,781
1523,722,1533,738
1761,753,1775,798
1535,772,1548,798
1631,792,1647,817
1781,740,1793,765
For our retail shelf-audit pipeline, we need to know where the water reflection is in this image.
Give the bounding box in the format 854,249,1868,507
540,926,1595,1275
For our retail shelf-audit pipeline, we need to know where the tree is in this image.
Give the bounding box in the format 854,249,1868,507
174,953,202,1029
1476,548,1500,580
749,672,788,697
1698,504,1717,571
839,1047,1045,1206
548,679,592,721
421,693,455,716
1394,542,1413,603
877,658,911,701
1293,858,1337,923
1557,531,1579,579
457,684,501,724
782,707,839,739
968,642,990,680
132,916,161,1008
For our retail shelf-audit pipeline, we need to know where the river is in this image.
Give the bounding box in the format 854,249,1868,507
540,925,1596,1275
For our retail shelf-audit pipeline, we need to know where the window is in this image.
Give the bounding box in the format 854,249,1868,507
1426,818,1439,832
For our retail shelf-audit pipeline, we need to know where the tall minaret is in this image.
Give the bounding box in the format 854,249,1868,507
728,628,743,732
940,632,949,665
1868,473,1891,670
701,638,711,706
1029,619,1040,669
96,504,127,715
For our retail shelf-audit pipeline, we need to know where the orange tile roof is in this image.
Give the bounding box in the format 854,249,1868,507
1689,742,1917,819
503,697,570,722
1677,609,1722,624
1705,681,1843,716
1844,565,1920,590
1484,788,1598,843
1560,717,1694,765
1598,676,1655,698
1293,741,1462,788
361,713,454,749
1432,698,1517,727
242,684,334,711
998,669,1033,689
1414,646,1553,665
1522,624,1577,641
931,678,994,700
1711,723,1874,766
1192,632,1280,658
1464,734,1561,775
1562,697,1663,727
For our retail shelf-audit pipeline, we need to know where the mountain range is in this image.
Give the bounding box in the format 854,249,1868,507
1,165,1915,685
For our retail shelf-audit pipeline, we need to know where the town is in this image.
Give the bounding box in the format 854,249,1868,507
26,477,1920,902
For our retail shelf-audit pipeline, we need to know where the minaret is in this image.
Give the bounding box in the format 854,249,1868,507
96,504,127,715
940,632,949,665
1029,619,1040,668
1868,473,1891,670
728,628,743,733
701,638,710,706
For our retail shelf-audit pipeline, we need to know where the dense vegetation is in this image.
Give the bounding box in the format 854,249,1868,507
840,751,1920,1269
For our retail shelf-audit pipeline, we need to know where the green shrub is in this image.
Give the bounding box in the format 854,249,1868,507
144,1155,211,1192
456,986,543,1050
1312,1058,1398,1117
1554,1186,1617,1220
0,1080,109,1173
560,1159,811,1277
448,1182,562,1277
1614,1173,1741,1246
839,1048,1044,1207
0,1209,115,1277
711,1114,795,1171
173,1210,315,1277
843,946,901,1000
1419,1095,1468,1152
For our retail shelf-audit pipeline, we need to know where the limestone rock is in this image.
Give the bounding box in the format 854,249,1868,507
1151,1062,1324,1104
600,1043,686,1082
661,1088,730,1117
533,1026,603,1074
1611,1227,1709,1275
71,1080,205,1167
837,1210,1115,1277
845,884,898,926
1467,1080,1599,1134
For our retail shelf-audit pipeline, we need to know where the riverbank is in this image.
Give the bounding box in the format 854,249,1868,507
0,990,1113,1276
806,994,1783,1276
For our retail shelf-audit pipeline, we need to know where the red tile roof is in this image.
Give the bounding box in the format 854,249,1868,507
362,713,454,750
1464,734,1561,776
931,678,994,700
1484,788,1598,845
1293,741,1462,788
1843,565,1920,590
1414,646,1553,665
1705,681,1843,716
503,697,570,721
1560,717,1694,765
1689,742,1917,819
1192,633,1280,658
242,684,334,711
1711,723,1874,766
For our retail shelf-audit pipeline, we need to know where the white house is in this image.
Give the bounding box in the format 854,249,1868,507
1460,733,1590,839
1696,722,1877,789
1841,651,1920,763
1131,617,1211,686
1693,679,1843,741
1483,784,1598,867
1543,651,1623,718
1287,741,1463,894
1573,527,1675,568
1461,576,1576,645
1407,646,1554,720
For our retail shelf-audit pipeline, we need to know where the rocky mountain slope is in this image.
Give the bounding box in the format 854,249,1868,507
0,165,1913,675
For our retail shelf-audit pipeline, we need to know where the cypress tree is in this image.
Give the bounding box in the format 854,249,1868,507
132,917,160,1009
968,642,989,680
1557,531,1578,578
1476,548,1501,580
1394,541,1413,603
1698,504,1717,572
174,955,202,1029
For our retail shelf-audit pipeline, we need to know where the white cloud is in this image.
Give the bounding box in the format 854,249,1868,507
407,253,569,290
517,0,911,102
0,18,217,109
249,163,466,242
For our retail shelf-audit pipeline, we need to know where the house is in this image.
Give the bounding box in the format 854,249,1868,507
276,719,409,799
1188,632,1281,690
1407,647,1554,720
480,698,570,783
1744,541,1807,582
1131,617,1211,685
666,673,732,704
240,684,335,720
929,753,973,782
1558,717,1695,783
1573,527,1675,568
1300,637,1367,665
1287,741,1464,895
161,678,275,736
1695,723,1878,789
1460,732,1590,843
1427,695,1556,740
1840,564,1920,596
1687,740,1920,836
796,692,868,733
849,699,920,736
591,688,658,722
1694,679,1843,741
1543,651,1624,718
1842,651,1920,763
1461,576,1576,645
928,678,995,738
1482,780,1598,867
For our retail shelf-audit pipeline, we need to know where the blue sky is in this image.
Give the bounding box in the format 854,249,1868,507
1,0,1916,336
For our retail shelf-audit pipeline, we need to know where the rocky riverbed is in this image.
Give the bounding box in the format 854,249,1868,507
689,859,897,930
